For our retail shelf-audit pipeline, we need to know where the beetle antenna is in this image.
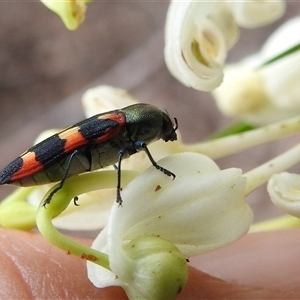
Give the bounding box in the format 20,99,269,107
173,117,178,132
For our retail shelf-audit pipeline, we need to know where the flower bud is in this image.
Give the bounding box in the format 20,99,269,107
121,236,188,300
268,172,300,218
40,0,87,30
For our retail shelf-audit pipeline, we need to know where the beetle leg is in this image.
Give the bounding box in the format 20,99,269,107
134,141,176,179
116,149,127,206
42,150,81,208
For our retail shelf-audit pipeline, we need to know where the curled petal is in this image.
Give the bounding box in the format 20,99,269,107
226,1,285,28
165,2,225,91
209,4,239,49
268,172,300,218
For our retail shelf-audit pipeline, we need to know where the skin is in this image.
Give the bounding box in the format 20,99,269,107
0,228,298,299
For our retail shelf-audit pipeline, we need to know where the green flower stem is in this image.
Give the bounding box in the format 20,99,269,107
244,143,300,195
259,42,300,68
0,187,36,230
184,115,300,159
207,121,255,140
36,170,138,270
250,215,300,232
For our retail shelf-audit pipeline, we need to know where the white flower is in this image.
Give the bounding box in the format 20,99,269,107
165,2,225,91
164,1,284,91
213,16,300,125
268,172,300,218
82,85,139,118
87,153,253,298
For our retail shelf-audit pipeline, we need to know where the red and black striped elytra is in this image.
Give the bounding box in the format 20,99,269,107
0,103,178,206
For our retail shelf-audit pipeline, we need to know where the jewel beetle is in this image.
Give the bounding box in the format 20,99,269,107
0,103,178,206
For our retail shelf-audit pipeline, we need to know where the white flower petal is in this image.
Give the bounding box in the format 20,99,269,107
209,4,239,49
165,2,225,91
112,153,252,257
27,184,115,231
87,227,123,288
260,17,300,61
125,168,250,256
227,1,285,28
52,189,115,230
268,172,300,218
259,17,300,110
33,129,61,144
213,65,267,117
260,53,300,111
82,85,138,118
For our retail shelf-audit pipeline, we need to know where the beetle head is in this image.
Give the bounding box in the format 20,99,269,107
161,113,178,142
123,104,178,145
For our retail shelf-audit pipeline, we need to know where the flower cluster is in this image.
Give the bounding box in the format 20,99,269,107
1,1,300,299
33,85,300,299
86,153,252,298
164,1,285,91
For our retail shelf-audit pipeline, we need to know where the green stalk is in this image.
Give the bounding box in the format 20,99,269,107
36,170,138,269
184,115,300,159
